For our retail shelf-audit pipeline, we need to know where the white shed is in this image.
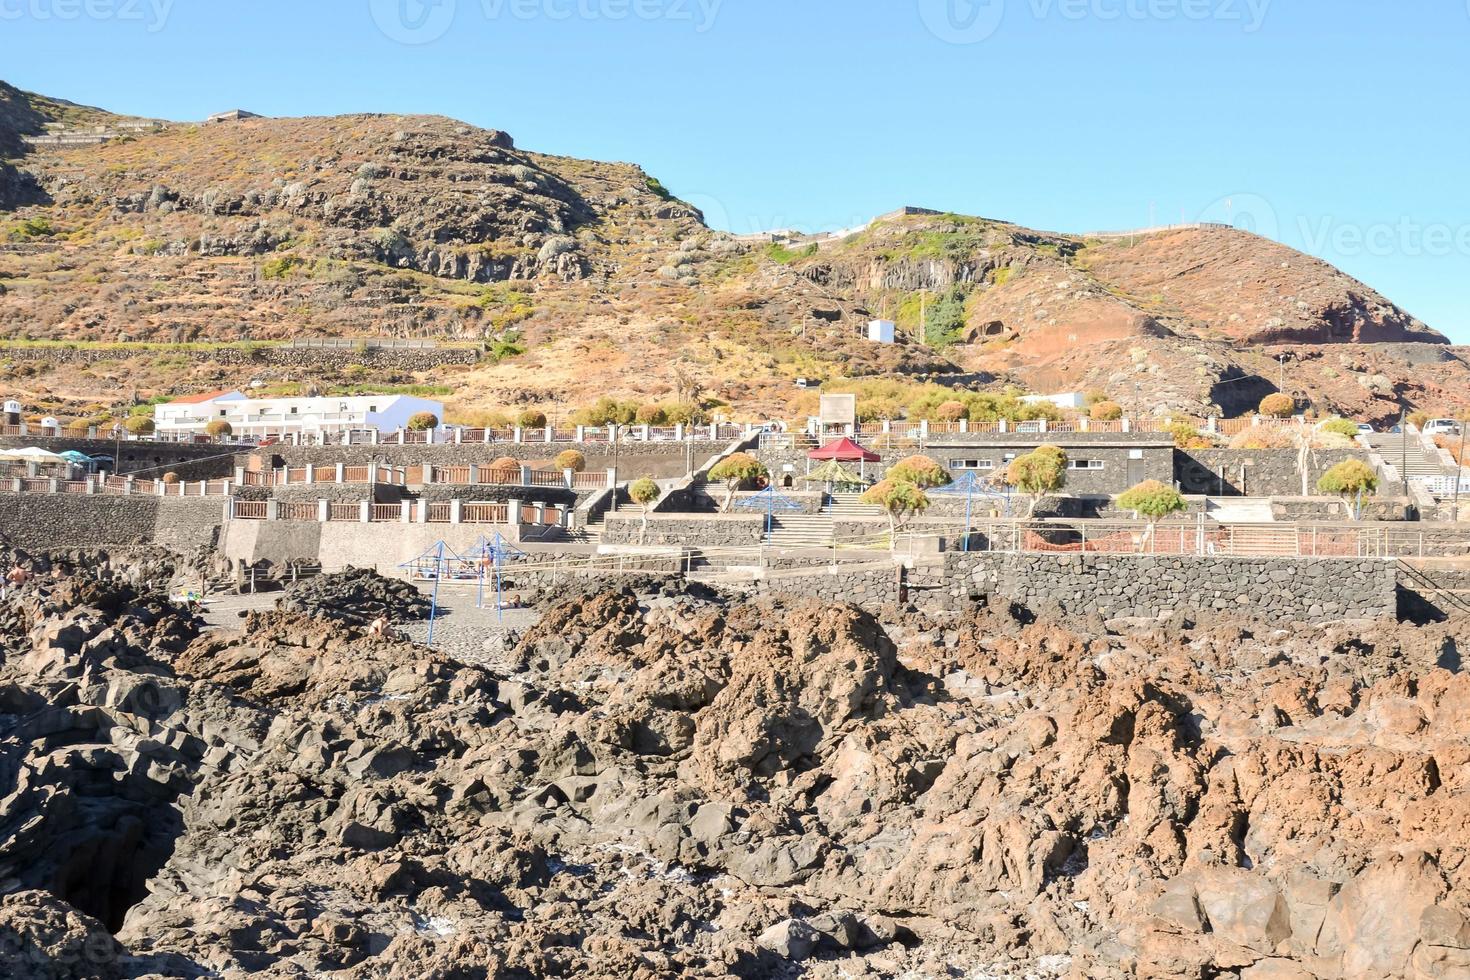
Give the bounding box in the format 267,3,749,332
867,320,896,344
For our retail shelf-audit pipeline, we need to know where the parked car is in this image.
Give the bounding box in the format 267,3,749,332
1423,419,1463,437
1356,423,1375,435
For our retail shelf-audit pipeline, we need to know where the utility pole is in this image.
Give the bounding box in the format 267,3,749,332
1278,354,1287,391
1455,419,1467,516
919,288,927,344
1401,410,1409,495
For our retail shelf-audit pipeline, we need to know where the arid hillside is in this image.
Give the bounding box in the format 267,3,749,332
1,81,1466,426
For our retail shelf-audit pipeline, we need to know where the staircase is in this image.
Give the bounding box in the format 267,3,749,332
1365,432,1455,482
767,512,836,549
827,492,879,521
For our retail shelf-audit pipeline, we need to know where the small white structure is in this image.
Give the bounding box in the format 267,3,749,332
867,320,897,344
154,390,444,441
1021,392,1087,411
207,109,262,124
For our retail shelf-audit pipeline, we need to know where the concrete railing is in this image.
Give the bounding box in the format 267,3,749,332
0,475,233,498
225,496,569,529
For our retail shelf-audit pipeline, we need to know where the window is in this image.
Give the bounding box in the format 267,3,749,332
1068,459,1105,471
219,409,228,417
949,459,994,471
289,407,298,415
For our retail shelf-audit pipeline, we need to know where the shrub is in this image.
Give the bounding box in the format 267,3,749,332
554,449,586,473
636,404,667,426
860,479,930,547
1168,422,1215,449
517,409,547,429
629,477,660,506
1229,427,1297,450
1259,393,1296,418
886,455,952,489
1003,447,1066,515
260,256,304,281
204,419,233,439
1319,418,1361,438
123,415,154,436
161,472,179,484
1117,480,1187,523
1408,410,1430,430
407,411,439,431
1083,390,1109,407
708,452,767,511
489,456,520,474
1090,401,1123,422
936,401,968,423
1317,459,1379,498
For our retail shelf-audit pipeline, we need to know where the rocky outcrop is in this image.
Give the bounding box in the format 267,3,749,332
2,542,1470,975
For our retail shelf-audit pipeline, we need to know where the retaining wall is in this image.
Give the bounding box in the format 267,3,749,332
0,494,223,551
933,552,1396,624
600,514,766,548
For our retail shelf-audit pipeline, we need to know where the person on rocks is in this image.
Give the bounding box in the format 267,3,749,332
4,564,31,598
368,615,391,639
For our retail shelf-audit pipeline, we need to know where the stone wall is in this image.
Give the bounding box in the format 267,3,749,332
0,342,481,372
0,494,223,552
933,552,1396,624
266,442,728,480
1178,449,1368,497
0,435,240,478
600,514,766,548
755,563,903,606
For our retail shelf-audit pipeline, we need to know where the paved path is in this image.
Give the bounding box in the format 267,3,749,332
195,582,541,668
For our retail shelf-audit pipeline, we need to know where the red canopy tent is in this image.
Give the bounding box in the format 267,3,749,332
807,437,881,482
807,437,880,462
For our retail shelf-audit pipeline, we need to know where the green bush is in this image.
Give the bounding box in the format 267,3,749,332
1090,400,1123,421
629,477,661,505
204,419,233,439
1117,480,1187,522
517,409,547,429
1317,459,1379,498
406,411,439,431
886,455,952,489
554,449,586,473
123,415,154,436
261,256,305,280
1319,418,1360,438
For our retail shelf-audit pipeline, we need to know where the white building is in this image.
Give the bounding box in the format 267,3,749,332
154,391,444,441
867,320,897,344
1021,392,1087,411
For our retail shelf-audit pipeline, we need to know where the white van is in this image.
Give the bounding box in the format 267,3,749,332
1423,419,1462,437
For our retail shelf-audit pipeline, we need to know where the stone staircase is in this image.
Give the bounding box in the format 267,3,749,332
768,512,836,549
1365,432,1455,482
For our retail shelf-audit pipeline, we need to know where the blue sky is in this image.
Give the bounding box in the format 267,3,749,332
4,0,1467,341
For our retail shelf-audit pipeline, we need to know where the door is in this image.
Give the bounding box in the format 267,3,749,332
1127,457,1146,485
